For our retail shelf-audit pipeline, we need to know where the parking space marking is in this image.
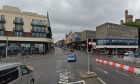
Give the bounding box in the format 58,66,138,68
97,77,106,84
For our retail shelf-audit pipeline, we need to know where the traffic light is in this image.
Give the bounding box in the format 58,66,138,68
87,38,92,52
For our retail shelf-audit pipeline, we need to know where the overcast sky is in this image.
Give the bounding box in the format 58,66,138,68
1,0,140,42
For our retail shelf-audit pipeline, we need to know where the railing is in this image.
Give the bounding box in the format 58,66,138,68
13,27,24,32
13,20,24,25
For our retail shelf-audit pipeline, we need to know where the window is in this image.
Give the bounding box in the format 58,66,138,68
36,33,39,37
15,32,22,37
0,23,4,28
40,33,42,38
0,67,18,84
1,15,5,20
43,33,46,38
0,31,4,36
107,25,110,29
32,33,35,37
20,65,30,75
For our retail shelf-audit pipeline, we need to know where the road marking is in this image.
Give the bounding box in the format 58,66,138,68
115,70,129,77
68,80,86,84
97,77,106,84
96,67,109,74
58,69,75,84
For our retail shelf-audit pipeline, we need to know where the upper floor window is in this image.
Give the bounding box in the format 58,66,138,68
1,15,5,20
0,23,5,28
14,17,24,25
0,31,4,36
31,19,46,26
0,15,6,23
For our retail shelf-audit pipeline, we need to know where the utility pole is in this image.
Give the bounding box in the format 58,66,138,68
86,37,90,74
6,37,8,58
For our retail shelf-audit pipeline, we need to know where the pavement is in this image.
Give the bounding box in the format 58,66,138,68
94,53,140,68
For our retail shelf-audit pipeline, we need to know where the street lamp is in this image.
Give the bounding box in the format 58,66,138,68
6,37,8,58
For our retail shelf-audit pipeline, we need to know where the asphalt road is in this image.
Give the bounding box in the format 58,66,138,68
1,48,140,84
24,48,101,84
78,50,140,84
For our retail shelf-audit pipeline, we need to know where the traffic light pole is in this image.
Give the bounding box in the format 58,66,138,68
87,37,93,74
79,37,96,78
86,37,90,74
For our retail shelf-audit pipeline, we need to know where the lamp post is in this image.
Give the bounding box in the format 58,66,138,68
6,37,8,58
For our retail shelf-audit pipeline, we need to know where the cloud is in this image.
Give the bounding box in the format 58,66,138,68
1,0,140,42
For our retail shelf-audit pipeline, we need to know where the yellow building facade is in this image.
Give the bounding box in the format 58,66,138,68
0,5,53,56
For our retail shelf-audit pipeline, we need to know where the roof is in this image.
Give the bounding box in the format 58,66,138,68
0,5,47,18
97,22,138,29
0,63,23,71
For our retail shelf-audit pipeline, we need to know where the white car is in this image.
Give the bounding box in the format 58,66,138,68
124,51,134,57
0,63,34,84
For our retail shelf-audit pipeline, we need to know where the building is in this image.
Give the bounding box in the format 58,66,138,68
55,40,65,47
96,22,138,55
120,10,140,48
65,31,73,47
71,32,81,49
80,30,96,51
0,5,53,57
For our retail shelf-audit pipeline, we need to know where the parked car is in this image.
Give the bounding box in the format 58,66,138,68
134,52,140,57
124,51,139,57
0,63,34,84
67,53,77,62
124,51,134,56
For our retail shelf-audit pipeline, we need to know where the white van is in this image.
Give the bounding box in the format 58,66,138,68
0,63,34,84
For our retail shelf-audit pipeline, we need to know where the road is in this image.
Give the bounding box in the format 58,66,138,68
24,47,101,84
91,55,140,84
1,47,140,84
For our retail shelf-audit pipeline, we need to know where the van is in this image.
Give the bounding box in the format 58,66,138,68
0,63,34,84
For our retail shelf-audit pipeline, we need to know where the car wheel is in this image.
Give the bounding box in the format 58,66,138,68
30,79,34,84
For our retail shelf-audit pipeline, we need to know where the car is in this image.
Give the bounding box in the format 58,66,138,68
0,63,34,84
134,52,139,57
124,51,134,56
70,48,74,52
68,53,77,62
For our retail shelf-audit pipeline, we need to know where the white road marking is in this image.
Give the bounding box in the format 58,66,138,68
96,67,109,74
58,69,75,84
59,70,69,84
68,80,86,84
115,70,129,77
97,77,106,84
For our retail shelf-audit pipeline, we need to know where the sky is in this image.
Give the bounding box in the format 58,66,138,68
1,0,140,42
